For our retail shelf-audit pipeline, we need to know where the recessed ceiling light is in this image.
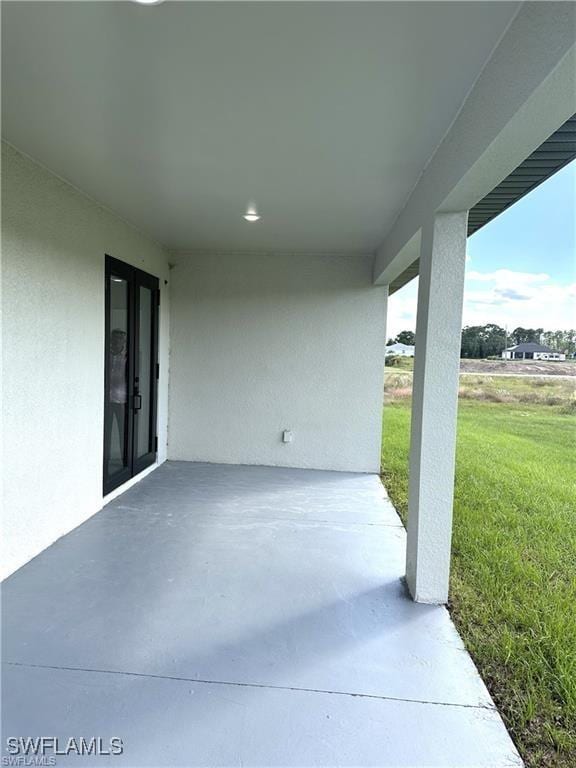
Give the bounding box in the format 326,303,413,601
243,205,261,222
133,0,164,5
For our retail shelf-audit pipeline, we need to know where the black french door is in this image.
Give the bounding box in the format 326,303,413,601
104,255,160,495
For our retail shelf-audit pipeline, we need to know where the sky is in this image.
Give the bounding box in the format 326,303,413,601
387,159,575,340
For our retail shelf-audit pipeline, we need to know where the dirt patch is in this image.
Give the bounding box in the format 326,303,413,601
459,359,575,377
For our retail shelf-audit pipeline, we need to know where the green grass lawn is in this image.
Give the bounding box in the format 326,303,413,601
381,399,576,768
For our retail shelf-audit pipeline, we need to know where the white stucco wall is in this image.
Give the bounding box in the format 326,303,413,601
1,142,171,579
168,252,387,473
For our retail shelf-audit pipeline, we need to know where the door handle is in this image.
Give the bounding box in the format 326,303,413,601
133,393,142,412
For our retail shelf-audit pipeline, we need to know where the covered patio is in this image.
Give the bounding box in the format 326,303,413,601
3,462,521,766
2,1,576,765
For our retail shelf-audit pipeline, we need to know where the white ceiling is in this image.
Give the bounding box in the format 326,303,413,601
2,1,520,252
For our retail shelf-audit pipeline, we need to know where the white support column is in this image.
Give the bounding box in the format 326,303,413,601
380,281,390,437
406,211,468,604
382,283,389,364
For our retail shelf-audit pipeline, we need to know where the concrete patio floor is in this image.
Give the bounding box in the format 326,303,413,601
2,462,522,766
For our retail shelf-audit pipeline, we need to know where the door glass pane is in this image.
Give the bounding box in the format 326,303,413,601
106,276,129,478
136,286,152,458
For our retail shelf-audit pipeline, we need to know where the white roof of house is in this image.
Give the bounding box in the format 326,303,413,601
386,343,415,353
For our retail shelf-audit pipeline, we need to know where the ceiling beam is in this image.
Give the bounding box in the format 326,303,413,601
374,2,576,287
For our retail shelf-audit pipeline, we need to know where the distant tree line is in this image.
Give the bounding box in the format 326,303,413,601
388,326,576,358
540,329,576,356
460,324,508,358
386,330,415,346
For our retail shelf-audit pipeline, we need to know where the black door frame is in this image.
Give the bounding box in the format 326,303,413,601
104,255,160,495
133,266,160,477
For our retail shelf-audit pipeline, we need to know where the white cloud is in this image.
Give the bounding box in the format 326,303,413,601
387,268,575,338
463,280,575,330
463,268,575,328
466,269,549,284
387,279,418,339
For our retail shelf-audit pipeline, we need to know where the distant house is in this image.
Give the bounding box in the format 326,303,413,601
502,342,566,361
386,342,415,357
